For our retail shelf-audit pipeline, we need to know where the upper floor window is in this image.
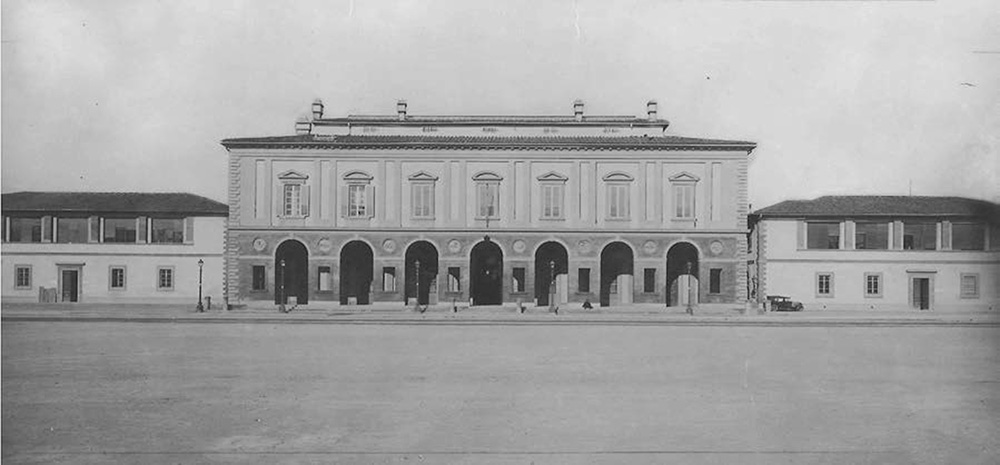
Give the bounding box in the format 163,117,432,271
960,273,979,298
855,222,888,250
342,171,374,219
408,171,438,219
604,172,633,220
903,222,936,250
104,218,137,243
15,265,32,289
538,172,567,220
151,218,184,243
56,217,88,243
807,222,840,249
669,172,700,220
473,171,502,220
277,170,310,218
952,223,985,251
8,217,42,243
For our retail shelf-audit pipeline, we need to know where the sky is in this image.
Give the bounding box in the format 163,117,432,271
2,0,998,209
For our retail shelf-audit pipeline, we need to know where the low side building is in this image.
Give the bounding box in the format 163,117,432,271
221,99,756,309
1,192,227,305
749,196,1000,311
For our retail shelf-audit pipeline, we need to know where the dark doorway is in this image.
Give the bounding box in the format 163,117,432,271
913,278,931,310
60,269,79,302
405,241,439,305
470,240,503,305
600,242,634,307
666,242,699,307
339,241,373,305
535,241,569,306
275,240,309,305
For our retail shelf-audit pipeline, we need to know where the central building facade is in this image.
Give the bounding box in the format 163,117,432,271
221,100,755,309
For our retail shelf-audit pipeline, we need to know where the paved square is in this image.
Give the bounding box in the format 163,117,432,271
3,321,998,464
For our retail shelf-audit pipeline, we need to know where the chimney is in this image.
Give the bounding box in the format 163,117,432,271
573,100,585,122
397,100,408,121
311,99,324,120
647,100,658,120
294,115,311,135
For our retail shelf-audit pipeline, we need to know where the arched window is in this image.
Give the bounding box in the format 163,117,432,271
472,172,503,220
408,171,438,219
277,170,310,218
341,171,374,219
537,172,568,220
603,172,634,220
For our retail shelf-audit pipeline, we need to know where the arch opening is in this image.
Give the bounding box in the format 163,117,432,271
339,240,373,305
275,240,309,305
600,242,634,307
534,241,569,307
470,240,503,306
405,241,439,306
666,242,699,307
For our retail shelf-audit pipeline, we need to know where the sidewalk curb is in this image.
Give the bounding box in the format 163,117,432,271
3,315,997,327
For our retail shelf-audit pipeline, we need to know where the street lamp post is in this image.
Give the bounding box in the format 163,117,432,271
414,259,423,312
549,260,557,314
196,259,204,312
279,259,286,313
685,261,694,316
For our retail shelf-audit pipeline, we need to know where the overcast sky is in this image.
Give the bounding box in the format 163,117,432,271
3,0,998,209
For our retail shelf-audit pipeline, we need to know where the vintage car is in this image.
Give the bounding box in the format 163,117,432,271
766,295,804,312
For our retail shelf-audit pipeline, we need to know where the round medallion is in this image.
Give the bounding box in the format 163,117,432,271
643,240,658,255
577,240,591,254
709,241,724,256
318,238,333,253
382,239,397,253
513,240,527,254
448,239,462,254
252,238,267,252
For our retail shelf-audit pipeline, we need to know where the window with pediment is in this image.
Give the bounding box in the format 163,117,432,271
473,172,502,220
603,172,633,220
278,170,310,218
669,172,699,220
341,171,374,219
537,171,568,220
408,171,438,219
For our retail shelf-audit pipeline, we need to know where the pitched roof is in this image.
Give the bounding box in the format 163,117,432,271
2,192,228,216
220,134,756,151
753,196,1000,220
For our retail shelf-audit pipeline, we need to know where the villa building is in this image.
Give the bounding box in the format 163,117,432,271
749,196,1000,311
221,99,756,309
1,192,227,305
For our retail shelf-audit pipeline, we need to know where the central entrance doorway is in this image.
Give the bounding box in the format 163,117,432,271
274,240,309,305
535,241,568,307
405,241,439,306
339,241,373,305
470,240,503,305
911,276,932,310
59,267,81,302
600,242,634,307
666,242,699,307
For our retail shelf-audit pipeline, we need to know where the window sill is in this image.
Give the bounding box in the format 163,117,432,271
815,294,835,298
539,217,566,221
604,217,632,222
864,294,883,299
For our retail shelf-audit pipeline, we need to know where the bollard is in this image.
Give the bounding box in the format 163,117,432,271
205,296,212,311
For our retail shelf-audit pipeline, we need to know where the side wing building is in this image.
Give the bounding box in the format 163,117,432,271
750,196,1000,311
221,100,756,309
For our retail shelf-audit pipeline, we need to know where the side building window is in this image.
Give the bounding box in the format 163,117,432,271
104,218,138,243
473,172,502,220
408,171,438,219
15,265,32,289
960,273,979,299
669,172,700,220
855,222,888,250
9,217,42,242
538,172,568,220
109,266,126,290
252,265,267,291
952,223,985,251
151,218,185,243
603,172,633,220
341,171,374,219
807,222,841,249
157,267,175,290
864,273,882,298
903,222,937,250
56,217,89,243
816,272,834,297
277,170,310,218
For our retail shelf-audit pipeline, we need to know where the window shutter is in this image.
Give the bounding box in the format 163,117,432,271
42,216,52,242
89,216,100,242
796,221,805,249
184,217,194,243
275,185,284,218
340,186,348,218
300,185,311,217
367,186,376,219
137,217,147,243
